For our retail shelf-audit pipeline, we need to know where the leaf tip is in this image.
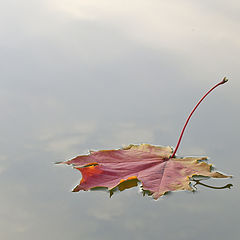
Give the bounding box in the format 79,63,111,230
55,161,63,165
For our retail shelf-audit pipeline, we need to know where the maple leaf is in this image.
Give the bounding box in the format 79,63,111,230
59,144,229,199
57,77,232,199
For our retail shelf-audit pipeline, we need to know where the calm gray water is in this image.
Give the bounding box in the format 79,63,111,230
0,1,239,239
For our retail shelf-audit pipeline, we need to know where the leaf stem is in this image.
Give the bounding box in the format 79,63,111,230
170,77,228,158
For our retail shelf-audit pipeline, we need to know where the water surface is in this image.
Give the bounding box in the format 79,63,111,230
0,1,239,239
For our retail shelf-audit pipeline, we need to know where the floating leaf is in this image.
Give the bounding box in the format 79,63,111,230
57,78,232,199
59,144,230,199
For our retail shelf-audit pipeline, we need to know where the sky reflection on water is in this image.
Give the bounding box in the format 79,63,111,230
0,1,239,239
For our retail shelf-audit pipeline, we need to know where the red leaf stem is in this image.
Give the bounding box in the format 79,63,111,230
170,77,228,158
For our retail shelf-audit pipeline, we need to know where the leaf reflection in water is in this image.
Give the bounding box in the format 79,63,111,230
191,178,233,190
90,177,233,199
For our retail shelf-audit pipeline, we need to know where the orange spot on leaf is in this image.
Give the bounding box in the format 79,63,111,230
119,176,138,183
77,165,103,184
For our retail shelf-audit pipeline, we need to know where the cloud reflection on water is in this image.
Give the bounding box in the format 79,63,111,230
0,0,239,239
